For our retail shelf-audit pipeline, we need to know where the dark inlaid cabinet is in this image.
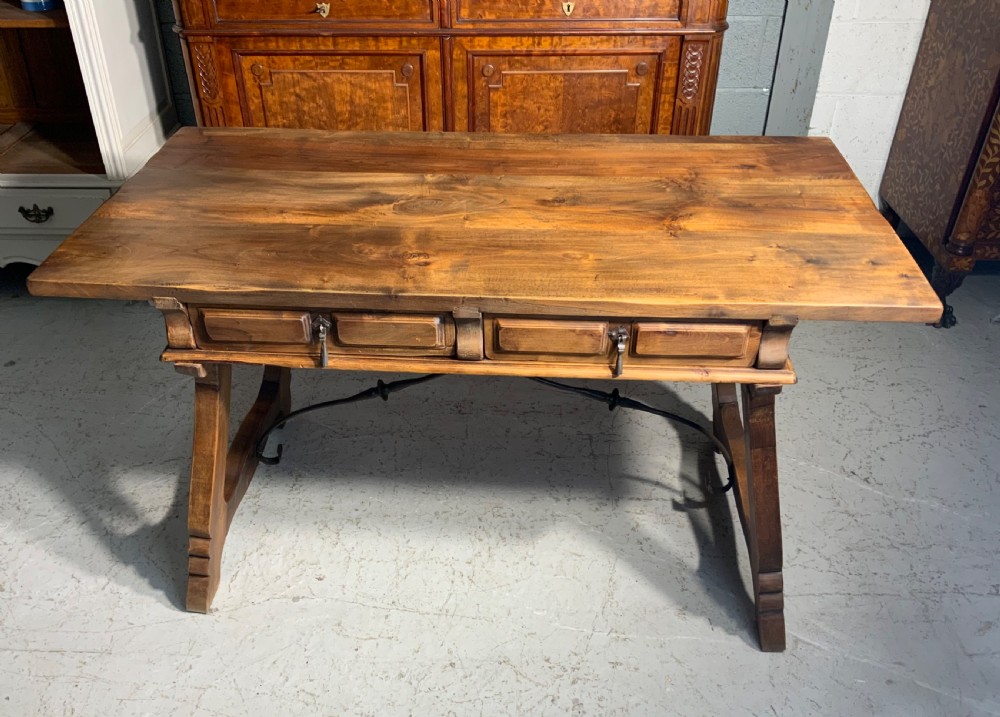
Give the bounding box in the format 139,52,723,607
879,0,1000,326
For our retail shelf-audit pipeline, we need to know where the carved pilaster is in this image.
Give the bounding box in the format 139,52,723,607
680,44,705,102
190,41,226,126
672,40,709,135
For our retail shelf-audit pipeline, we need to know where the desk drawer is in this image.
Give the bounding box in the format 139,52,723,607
0,189,110,232
486,317,611,361
329,312,455,356
200,309,313,344
193,308,455,358
485,316,761,368
632,322,755,360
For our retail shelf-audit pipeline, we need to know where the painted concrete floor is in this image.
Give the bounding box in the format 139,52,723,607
0,264,997,716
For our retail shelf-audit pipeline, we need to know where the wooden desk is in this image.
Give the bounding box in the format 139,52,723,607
28,128,942,651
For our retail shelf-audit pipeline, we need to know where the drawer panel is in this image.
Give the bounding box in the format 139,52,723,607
201,309,313,344
0,188,110,232
487,317,611,360
629,321,760,366
328,312,455,356
455,0,682,25
332,312,453,350
485,316,762,368
210,0,436,25
632,322,755,359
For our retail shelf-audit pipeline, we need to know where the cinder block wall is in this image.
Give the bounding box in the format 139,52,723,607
809,0,931,199
711,0,785,135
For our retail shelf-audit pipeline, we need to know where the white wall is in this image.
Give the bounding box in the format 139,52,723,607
809,0,930,199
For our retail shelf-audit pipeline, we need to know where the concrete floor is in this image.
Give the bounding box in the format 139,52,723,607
0,264,997,716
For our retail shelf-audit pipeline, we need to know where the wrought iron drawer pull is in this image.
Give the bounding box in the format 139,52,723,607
312,315,331,367
609,326,629,378
18,204,54,224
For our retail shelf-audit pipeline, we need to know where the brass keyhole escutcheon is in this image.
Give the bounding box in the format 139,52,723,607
562,1,575,16
312,2,330,18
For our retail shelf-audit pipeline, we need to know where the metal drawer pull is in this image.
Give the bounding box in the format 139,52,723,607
562,1,575,15
312,315,331,367
609,326,629,378
311,2,330,18
18,204,54,224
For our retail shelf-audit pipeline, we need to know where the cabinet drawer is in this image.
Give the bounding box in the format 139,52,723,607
486,317,611,361
0,189,110,232
200,309,313,344
209,0,436,25
329,312,455,356
631,321,761,366
454,0,681,26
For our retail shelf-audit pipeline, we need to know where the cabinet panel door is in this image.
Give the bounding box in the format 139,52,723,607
453,36,681,134
229,38,443,132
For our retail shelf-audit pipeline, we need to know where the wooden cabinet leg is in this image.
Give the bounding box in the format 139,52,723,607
185,364,291,613
712,383,786,651
930,261,966,328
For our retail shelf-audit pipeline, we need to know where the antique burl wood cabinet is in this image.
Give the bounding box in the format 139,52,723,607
170,0,728,134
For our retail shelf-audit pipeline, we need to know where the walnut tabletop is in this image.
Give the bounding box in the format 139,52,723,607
27,128,942,652
29,127,941,324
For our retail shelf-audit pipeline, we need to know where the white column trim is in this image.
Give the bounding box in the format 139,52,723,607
64,0,126,180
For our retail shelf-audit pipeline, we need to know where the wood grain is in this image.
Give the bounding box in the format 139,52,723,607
452,34,682,134
332,312,452,349
29,128,943,324
632,321,754,359
490,317,610,357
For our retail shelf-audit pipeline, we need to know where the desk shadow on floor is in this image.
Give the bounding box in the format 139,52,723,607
247,373,755,646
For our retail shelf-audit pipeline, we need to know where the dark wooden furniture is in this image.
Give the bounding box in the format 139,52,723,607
28,128,942,651
879,0,1000,326
170,0,727,134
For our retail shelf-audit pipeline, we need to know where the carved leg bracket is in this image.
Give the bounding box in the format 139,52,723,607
185,364,291,612
712,382,786,652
